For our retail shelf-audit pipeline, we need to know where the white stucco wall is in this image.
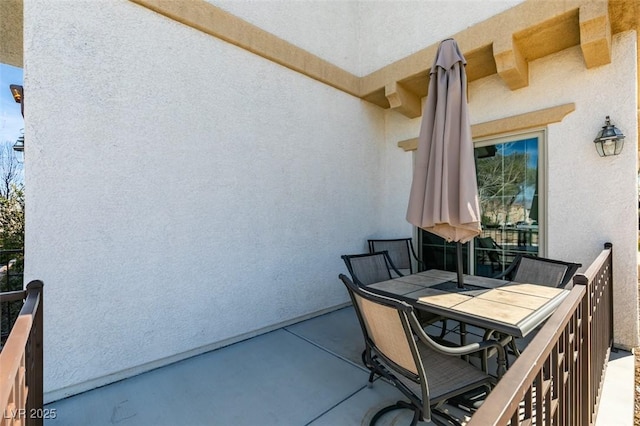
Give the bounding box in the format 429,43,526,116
22,0,639,402
471,32,638,350
354,0,524,75
383,31,639,349
213,0,360,73
212,0,523,76
24,0,389,400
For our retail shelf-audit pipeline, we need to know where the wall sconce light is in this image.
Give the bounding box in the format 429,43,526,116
9,84,23,118
9,85,24,159
593,116,625,157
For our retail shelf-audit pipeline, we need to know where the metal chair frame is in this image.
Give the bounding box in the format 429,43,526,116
491,254,581,357
341,251,403,286
494,254,582,288
339,274,503,426
342,251,449,340
367,238,424,274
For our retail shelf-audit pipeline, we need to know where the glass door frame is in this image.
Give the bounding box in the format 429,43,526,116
414,128,548,275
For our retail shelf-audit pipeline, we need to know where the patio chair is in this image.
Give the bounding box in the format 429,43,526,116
474,236,504,275
367,238,424,275
341,251,403,286
338,274,503,426
342,252,448,338
491,254,581,358
494,254,581,288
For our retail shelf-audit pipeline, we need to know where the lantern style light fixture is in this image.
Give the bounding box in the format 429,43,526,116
9,84,23,117
593,116,625,157
8,85,24,160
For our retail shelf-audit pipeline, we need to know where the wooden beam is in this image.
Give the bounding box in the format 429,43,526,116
397,103,576,151
397,138,419,152
580,2,612,68
493,36,529,90
385,82,422,119
129,0,360,96
129,0,629,119
0,0,23,68
359,1,592,101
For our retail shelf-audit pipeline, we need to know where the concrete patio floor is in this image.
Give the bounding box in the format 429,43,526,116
45,306,634,425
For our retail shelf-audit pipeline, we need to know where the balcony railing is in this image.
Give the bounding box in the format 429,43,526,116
0,281,44,426
468,243,613,425
0,244,615,425
1,249,25,345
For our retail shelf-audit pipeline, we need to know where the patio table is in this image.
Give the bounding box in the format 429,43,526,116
366,269,569,339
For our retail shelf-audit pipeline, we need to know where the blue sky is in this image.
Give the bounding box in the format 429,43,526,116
498,137,538,169
0,63,24,145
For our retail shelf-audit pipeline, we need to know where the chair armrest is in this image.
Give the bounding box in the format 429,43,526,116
389,263,404,277
408,244,426,269
409,315,507,377
492,256,520,280
492,270,509,280
560,263,582,287
382,250,405,277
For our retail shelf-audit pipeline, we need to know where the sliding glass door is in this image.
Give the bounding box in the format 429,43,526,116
418,132,544,276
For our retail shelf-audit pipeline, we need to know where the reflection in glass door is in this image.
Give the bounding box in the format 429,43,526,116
474,136,540,276
419,134,541,276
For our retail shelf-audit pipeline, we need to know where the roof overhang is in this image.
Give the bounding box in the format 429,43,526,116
132,0,639,119
4,0,639,124
0,0,23,68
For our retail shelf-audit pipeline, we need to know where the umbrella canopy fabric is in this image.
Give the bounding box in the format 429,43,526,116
406,38,481,244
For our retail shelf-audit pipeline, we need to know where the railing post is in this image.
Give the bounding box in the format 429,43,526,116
25,280,43,426
573,242,612,426
573,271,590,426
603,242,613,347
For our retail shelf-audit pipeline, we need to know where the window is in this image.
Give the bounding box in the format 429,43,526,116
418,131,545,277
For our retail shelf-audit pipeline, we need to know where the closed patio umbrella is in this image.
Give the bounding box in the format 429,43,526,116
406,38,481,288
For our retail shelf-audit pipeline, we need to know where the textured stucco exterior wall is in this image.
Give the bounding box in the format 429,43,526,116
383,31,639,349
211,0,523,76
24,0,387,400
213,0,360,73
354,0,523,75
471,32,638,350
22,0,639,401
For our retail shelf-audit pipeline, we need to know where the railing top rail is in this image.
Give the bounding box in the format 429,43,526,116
0,290,26,303
467,284,585,425
574,243,612,284
0,281,43,411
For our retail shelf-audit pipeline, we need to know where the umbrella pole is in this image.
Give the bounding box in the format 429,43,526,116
456,241,464,288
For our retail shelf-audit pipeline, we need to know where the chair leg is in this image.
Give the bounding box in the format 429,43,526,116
370,401,419,426
361,349,369,367
361,349,377,387
409,407,421,426
431,409,463,426
508,337,522,357
439,319,448,339
460,323,468,346
367,371,376,387
446,385,490,414
459,322,468,362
